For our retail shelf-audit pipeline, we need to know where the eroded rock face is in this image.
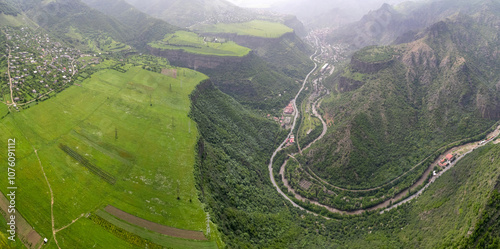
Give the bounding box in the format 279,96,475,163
350,56,394,74
148,46,251,69
338,77,365,93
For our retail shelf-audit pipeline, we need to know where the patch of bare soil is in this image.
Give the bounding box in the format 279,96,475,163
0,192,42,248
104,205,207,240
161,68,177,78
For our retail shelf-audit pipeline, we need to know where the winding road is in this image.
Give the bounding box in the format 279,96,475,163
269,34,500,218
267,37,321,214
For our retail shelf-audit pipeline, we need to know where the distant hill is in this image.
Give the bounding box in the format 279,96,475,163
10,0,131,51
304,2,500,191
5,0,179,52
0,0,19,16
270,0,408,29
328,0,498,49
80,0,177,50
123,0,254,28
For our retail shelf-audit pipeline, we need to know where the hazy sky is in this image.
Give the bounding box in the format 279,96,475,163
227,0,286,8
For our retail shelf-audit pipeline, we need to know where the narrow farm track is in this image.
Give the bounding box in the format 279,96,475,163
34,148,60,249
15,117,61,248
55,213,84,233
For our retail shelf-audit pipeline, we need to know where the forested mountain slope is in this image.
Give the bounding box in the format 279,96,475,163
81,0,178,50
306,6,500,190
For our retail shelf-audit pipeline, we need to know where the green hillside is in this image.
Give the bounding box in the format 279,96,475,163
0,0,19,16
341,144,500,248
198,54,303,112
188,77,500,248
123,0,255,28
149,30,251,57
194,20,294,38
80,0,178,50
0,64,219,248
10,0,177,52
305,12,500,192
16,0,131,51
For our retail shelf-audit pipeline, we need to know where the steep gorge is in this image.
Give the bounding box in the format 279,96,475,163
305,12,500,190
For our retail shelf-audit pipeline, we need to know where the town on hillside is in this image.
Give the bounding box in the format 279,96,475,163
2,27,100,108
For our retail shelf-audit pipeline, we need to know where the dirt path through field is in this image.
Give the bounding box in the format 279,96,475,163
55,213,84,233
34,148,60,249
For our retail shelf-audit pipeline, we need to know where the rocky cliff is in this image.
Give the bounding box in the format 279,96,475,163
350,56,394,74
337,77,365,93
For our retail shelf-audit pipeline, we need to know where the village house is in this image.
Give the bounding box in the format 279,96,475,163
446,154,455,162
438,158,449,167
284,102,294,114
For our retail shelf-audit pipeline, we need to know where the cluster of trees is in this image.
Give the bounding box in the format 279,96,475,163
187,79,419,246
463,189,500,248
199,54,301,113
0,1,19,16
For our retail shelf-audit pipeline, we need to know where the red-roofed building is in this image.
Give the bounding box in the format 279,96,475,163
446,154,455,162
284,102,294,114
439,158,449,167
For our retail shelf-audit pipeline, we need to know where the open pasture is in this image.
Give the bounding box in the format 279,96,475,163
0,65,216,248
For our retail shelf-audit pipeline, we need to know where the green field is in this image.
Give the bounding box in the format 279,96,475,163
0,65,218,248
353,46,396,63
0,13,25,27
149,31,251,57
94,210,217,249
195,20,293,38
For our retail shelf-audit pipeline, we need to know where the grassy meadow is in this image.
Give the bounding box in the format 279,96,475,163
0,65,218,248
149,31,251,57
195,20,293,38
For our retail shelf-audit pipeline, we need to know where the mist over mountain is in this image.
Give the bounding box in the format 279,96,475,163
329,0,500,49
123,0,255,28
270,0,408,29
